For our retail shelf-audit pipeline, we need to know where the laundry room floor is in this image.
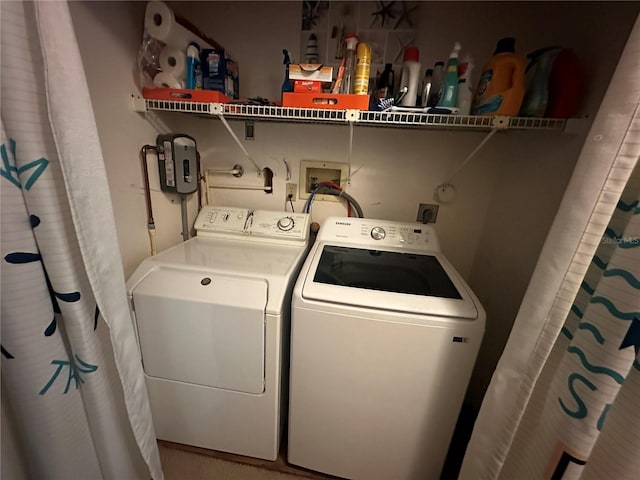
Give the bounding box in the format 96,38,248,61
158,404,476,479
158,440,339,480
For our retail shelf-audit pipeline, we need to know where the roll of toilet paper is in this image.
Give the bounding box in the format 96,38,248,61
153,72,183,89
144,1,212,51
159,46,186,79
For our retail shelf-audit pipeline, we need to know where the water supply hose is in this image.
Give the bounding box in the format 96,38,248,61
304,182,364,218
140,145,158,255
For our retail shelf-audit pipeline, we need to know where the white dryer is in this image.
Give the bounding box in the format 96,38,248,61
287,217,485,479
127,206,310,461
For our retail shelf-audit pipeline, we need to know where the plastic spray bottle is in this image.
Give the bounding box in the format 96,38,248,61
457,54,474,115
438,42,462,108
398,46,421,106
281,49,293,100
339,34,359,94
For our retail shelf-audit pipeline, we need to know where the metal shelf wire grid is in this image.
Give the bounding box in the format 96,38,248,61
144,99,566,131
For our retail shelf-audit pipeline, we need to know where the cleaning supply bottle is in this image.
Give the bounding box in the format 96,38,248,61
427,61,444,107
438,42,462,107
354,42,372,95
519,46,562,117
456,54,474,115
376,63,395,99
281,49,293,100
471,37,526,116
420,68,433,107
186,43,201,89
398,46,421,106
339,34,359,94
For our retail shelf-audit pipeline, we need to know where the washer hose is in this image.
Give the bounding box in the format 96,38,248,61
318,187,364,218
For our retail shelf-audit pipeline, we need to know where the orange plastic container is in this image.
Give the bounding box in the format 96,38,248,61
282,92,369,110
142,87,232,103
472,38,526,116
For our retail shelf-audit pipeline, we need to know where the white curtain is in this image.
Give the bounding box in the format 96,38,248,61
460,14,640,480
1,2,163,479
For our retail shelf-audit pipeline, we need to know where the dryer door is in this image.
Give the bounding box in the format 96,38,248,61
132,266,266,394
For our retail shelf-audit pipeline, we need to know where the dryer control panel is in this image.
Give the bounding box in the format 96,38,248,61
194,206,310,243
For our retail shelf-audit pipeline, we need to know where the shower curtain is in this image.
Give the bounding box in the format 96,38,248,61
460,15,640,480
1,2,163,479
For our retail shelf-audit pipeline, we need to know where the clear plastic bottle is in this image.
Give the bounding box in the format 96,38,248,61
339,34,359,94
420,68,433,107
427,61,444,107
354,42,372,95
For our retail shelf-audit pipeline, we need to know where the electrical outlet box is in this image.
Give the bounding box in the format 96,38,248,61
417,203,439,223
299,160,348,202
286,183,297,202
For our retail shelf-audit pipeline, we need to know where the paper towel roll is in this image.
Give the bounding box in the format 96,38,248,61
159,46,186,78
153,72,184,89
144,1,212,51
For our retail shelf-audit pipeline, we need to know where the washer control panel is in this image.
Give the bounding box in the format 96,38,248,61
194,206,310,242
319,217,440,252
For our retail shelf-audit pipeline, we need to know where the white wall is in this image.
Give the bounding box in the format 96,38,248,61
69,1,639,410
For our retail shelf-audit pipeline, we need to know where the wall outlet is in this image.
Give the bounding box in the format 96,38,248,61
417,203,439,223
286,183,297,202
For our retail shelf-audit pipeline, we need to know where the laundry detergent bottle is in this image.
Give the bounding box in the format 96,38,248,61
471,37,526,116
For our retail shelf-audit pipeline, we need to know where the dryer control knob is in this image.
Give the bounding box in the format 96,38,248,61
277,217,295,231
371,226,386,240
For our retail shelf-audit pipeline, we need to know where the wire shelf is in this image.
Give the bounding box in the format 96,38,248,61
143,99,566,131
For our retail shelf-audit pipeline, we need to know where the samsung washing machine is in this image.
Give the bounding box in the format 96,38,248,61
287,217,485,479
127,206,310,460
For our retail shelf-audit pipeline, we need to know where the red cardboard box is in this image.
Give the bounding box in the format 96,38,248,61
282,92,369,110
294,80,322,93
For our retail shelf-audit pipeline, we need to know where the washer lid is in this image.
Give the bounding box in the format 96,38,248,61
301,244,478,319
